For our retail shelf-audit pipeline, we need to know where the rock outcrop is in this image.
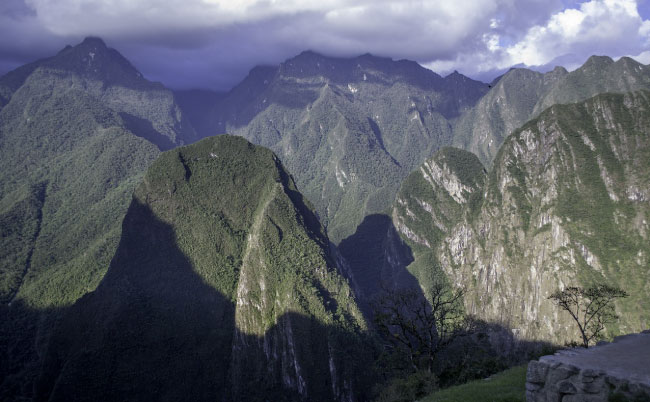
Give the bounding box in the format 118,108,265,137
526,331,650,402
389,91,650,344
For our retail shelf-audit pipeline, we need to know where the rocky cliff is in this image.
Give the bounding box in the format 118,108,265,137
393,91,650,344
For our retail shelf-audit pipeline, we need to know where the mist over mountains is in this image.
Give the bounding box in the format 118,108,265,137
1,37,649,401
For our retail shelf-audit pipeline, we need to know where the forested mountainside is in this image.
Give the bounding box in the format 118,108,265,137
35,136,369,402
3,35,650,401
0,37,196,307
391,91,650,343
453,56,650,166
0,38,194,399
184,51,489,242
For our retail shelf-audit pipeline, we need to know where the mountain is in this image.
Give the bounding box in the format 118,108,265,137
454,56,650,166
0,38,196,399
391,147,486,292
0,37,196,149
34,135,369,402
0,36,198,308
188,51,489,243
393,90,650,343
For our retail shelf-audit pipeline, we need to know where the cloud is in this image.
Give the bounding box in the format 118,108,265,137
505,0,647,66
0,0,648,89
429,0,650,78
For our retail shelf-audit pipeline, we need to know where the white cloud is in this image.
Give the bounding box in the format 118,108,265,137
427,0,650,80
503,0,647,67
3,0,648,89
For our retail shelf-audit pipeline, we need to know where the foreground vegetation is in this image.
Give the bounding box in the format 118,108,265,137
422,365,527,402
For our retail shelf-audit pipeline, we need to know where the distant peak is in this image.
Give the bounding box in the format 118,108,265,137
297,50,320,57
584,55,614,66
290,50,326,62
80,36,107,48
551,66,568,74
615,56,642,68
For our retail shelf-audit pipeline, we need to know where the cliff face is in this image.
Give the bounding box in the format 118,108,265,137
36,136,368,402
199,52,488,243
393,91,650,344
391,147,486,293
453,56,650,166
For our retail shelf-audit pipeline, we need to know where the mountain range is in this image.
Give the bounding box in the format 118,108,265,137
1,37,649,401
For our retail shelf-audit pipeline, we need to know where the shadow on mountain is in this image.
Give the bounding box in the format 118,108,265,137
0,300,62,401
119,112,176,150
21,198,372,402
336,214,559,389
0,203,561,402
337,214,418,319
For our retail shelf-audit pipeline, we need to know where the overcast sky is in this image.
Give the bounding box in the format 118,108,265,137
1,0,649,90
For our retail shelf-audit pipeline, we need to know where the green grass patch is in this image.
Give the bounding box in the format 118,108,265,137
422,365,527,402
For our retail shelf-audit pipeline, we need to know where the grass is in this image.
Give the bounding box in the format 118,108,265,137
422,365,527,402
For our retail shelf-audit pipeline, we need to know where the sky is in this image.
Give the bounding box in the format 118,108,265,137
1,0,649,91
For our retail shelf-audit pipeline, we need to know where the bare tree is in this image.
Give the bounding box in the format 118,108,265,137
548,284,628,348
373,281,467,374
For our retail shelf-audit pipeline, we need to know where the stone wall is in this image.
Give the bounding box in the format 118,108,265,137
526,331,650,402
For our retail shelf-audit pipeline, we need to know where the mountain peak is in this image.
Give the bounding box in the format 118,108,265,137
551,66,569,74
44,37,159,90
583,55,614,68
80,36,107,48
615,56,644,70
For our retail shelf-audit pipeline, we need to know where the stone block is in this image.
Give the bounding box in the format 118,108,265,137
528,360,550,384
580,368,602,379
561,394,607,402
557,380,578,394
605,375,624,389
545,390,562,402
548,365,578,384
580,377,605,394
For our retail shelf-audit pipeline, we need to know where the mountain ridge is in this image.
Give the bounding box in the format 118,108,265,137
392,90,650,343
453,55,650,166
189,50,489,243
35,135,370,402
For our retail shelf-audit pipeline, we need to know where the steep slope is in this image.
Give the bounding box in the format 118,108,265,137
335,148,487,320
391,147,487,292
440,91,650,343
35,136,368,402
199,51,488,242
454,56,650,166
0,36,198,309
0,38,196,399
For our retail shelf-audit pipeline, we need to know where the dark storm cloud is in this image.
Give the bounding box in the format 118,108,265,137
1,0,649,90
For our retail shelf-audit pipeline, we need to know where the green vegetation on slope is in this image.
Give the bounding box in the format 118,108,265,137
0,37,199,401
390,147,486,293
36,135,370,402
191,51,489,243
454,56,650,166
422,365,527,402
437,90,650,343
